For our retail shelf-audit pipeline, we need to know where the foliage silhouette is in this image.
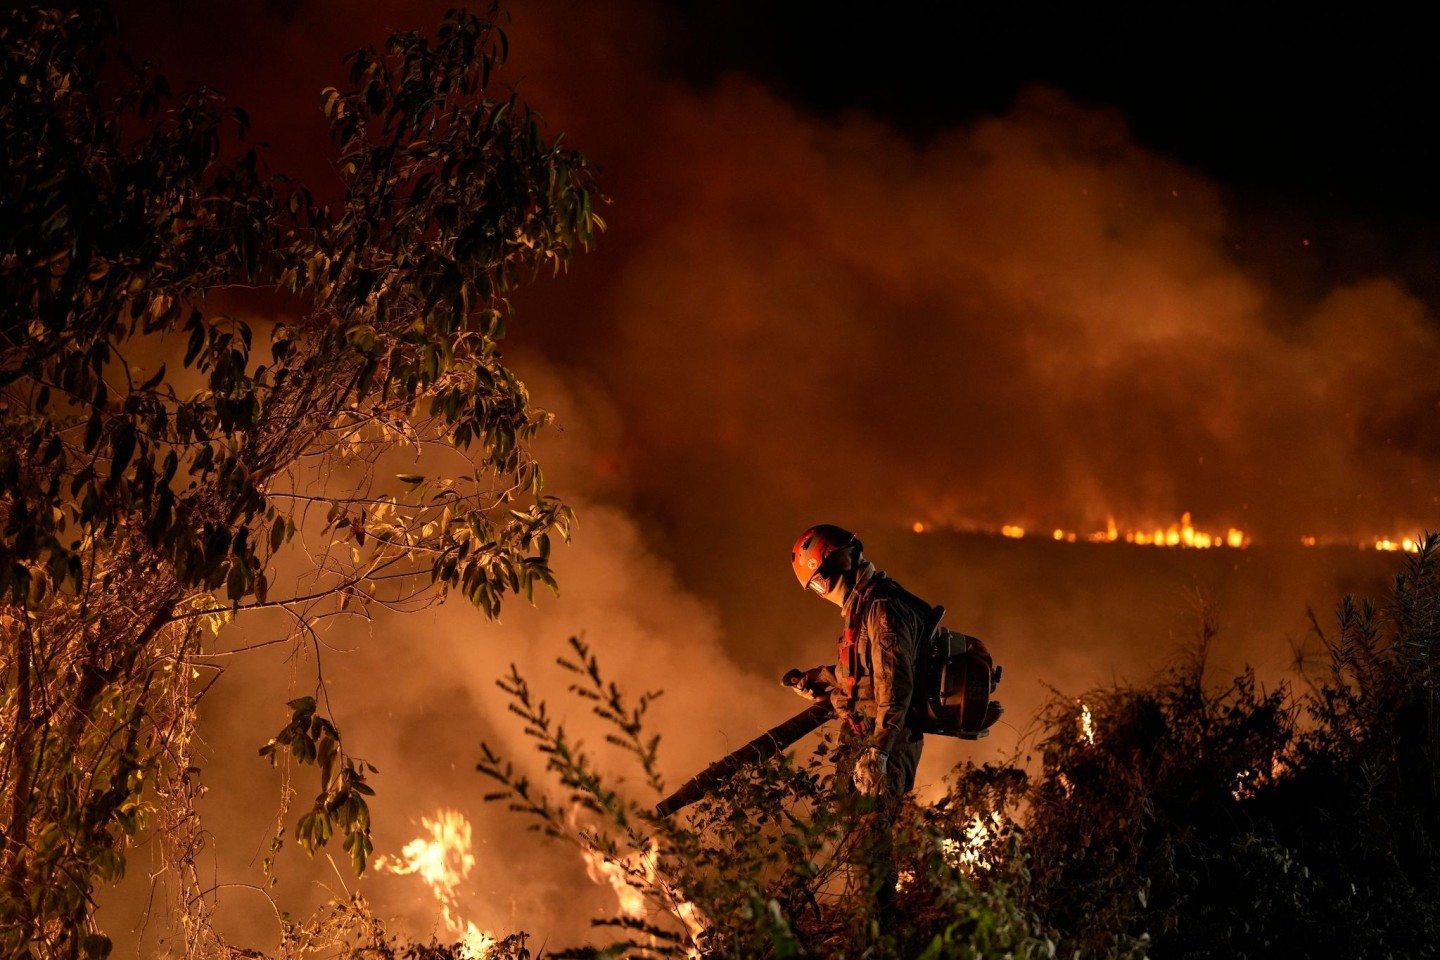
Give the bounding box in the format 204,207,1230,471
0,3,600,953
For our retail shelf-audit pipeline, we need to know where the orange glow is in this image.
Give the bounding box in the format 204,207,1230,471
912,521,926,534
1375,537,1422,553
1300,536,1318,547
1000,524,1025,539
374,810,496,957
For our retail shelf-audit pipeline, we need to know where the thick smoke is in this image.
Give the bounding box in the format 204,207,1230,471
481,0,1440,652
100,0,1433,951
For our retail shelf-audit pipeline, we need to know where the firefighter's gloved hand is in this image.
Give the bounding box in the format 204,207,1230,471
783,667,827,702
853,747,888,796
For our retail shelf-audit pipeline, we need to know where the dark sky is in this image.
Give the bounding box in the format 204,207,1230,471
656,2,1440,300
662,3,1436,210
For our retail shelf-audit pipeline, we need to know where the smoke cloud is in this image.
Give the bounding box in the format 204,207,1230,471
100,0,1434,951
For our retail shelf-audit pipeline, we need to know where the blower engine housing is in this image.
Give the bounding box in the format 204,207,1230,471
914,614,1003,739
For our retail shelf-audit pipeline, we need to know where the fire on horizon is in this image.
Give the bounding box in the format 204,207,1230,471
909,513,1427,553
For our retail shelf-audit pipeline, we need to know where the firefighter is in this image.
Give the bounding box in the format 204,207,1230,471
787,523,935,931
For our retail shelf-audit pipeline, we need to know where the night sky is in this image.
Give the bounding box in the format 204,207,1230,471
665,3,1440,296
663,4,1437,207
98,0,1439,949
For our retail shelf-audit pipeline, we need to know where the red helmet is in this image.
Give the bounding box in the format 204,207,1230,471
791,524,860,593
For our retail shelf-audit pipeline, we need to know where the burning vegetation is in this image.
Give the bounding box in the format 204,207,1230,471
918,512,1428,555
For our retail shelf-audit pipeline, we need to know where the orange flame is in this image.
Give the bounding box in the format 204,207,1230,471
922,513,1248,548
942,812,1004,872
1107,512,1245,548
1298,535,1423,552
580,846,649,919
574,833,708,949
374,810,496,957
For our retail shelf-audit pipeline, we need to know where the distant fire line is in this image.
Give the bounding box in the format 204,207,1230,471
910,514,1423,554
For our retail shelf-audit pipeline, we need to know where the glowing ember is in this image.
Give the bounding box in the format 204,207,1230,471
1000,524,1025,539
912,521,926,533
1299,534,1422,552
1232,752,1291,801
374,810,496,957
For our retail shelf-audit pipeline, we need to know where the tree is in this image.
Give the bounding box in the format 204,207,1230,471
0,4,601,954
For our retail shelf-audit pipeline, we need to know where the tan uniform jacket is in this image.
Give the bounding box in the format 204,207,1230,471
814,567,934,794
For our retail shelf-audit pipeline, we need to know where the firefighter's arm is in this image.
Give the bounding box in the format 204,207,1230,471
867,600,915,756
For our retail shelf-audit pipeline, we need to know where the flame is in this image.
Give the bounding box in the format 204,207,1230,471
1296,534,1422,552
922,516,1429,553
932,512,1249,549
374,810,496,957
1079,703,1096,746
577,837,709,949
1231,751,1291,801
942,812,1004,872
580,846,649,919
1110,512,1246,549
1375,537,1422,553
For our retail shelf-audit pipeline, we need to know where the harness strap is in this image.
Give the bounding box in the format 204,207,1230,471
836,623,865,734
